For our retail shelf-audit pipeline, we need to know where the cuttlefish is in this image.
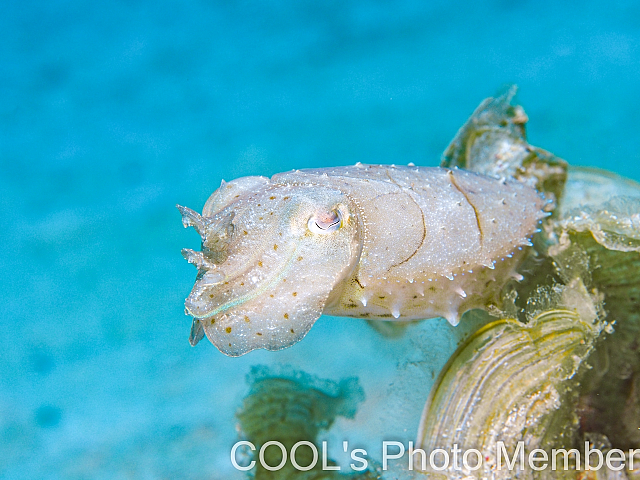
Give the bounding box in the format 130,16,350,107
178,164,546,356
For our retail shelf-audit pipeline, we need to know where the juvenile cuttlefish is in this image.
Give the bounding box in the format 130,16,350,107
178,164,547,356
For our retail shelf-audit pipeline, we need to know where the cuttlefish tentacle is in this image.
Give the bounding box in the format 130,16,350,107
181,249,226,287
180,248,214,271
177,205,235,264
179,204,234,335
201,211,235,262
177,205,207,236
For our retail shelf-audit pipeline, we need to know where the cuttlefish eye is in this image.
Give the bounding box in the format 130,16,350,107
308,208,343,234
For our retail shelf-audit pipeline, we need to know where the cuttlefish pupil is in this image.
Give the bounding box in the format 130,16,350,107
308,209,342,234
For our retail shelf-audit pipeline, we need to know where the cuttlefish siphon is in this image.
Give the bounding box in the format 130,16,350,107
178,164,547,356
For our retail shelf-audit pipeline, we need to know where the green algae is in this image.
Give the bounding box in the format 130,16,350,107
441,86,568,208
236,366,378,480
546,187,640,450
417,88,640,477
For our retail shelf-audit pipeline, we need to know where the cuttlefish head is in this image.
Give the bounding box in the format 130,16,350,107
178,176,362,356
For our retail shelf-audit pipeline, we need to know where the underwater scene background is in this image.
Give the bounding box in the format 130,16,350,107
3,1,640,478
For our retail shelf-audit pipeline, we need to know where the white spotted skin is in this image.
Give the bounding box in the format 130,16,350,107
179,164,546,356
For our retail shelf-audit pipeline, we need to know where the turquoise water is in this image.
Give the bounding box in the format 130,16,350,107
2,1,640,478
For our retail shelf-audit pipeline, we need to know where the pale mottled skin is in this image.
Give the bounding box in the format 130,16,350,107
178,164,546,356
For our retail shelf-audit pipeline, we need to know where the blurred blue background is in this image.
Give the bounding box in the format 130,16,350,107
2,1,640,478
